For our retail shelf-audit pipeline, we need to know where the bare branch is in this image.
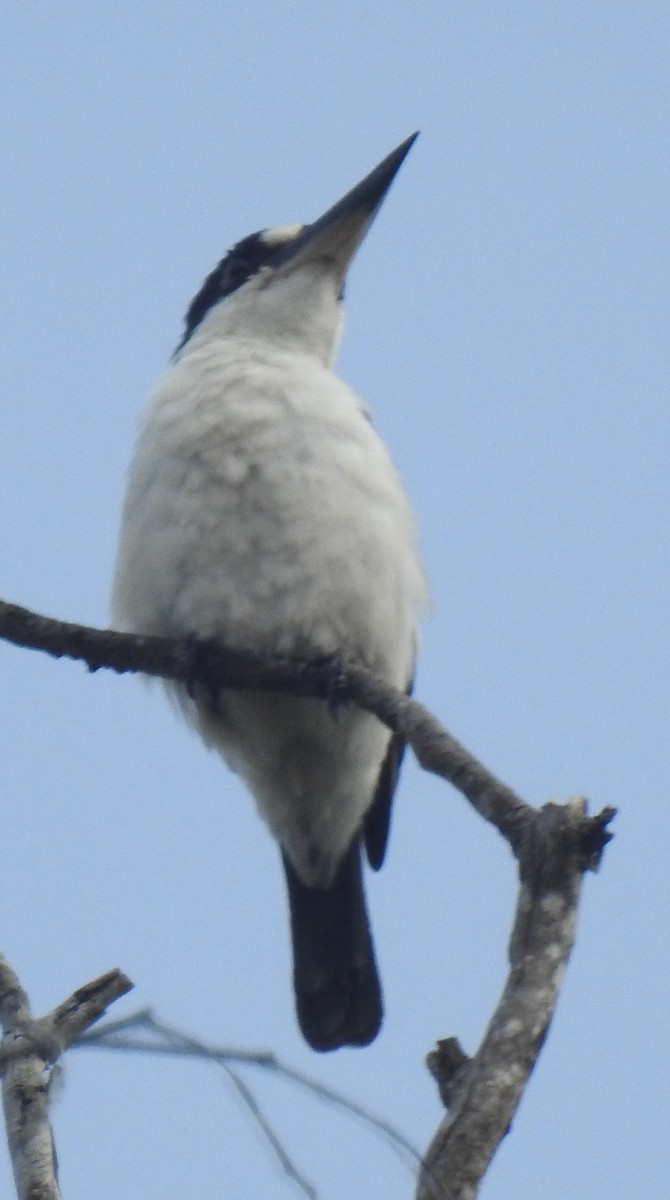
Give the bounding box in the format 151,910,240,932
222,1066,318,1200
0,959,132,1200
0,599,528,836
0,599,616,1194
77,1010,421,1190
416,800,615,1200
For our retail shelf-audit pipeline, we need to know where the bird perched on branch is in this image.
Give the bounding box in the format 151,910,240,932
112,134,427,1051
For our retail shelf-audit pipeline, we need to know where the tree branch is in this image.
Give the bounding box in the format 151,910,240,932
0,599,615,1195
0,598,527,836
416,799,614,1200
0,959,132,1200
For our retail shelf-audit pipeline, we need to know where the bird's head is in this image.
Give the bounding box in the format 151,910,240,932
175,133,418,366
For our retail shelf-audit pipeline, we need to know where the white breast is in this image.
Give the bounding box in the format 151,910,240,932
112,335,427,885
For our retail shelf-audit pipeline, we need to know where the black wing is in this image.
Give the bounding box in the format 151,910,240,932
363,675,413,871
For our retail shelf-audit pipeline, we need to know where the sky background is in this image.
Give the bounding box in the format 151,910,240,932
1,3,668,1197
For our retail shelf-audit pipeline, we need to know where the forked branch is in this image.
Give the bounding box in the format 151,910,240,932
0,959,132,1200
0,599,615,1197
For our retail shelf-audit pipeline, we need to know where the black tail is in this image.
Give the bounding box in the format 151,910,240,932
282,842,383,1052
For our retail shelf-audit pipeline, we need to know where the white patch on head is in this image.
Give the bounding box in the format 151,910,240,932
260,224,304,247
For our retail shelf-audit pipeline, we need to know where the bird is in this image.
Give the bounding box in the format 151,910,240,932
111,134,428,1051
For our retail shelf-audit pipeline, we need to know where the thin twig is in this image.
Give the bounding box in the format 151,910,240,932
77,1010,421,1189
223,1065,318,1200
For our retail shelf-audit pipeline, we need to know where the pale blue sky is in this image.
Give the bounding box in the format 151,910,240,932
1,4,668,1197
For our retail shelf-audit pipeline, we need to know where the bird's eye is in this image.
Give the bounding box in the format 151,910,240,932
176,234,276,355
222,255,259,295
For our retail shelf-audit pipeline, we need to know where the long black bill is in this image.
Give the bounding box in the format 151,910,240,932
271,132,419,283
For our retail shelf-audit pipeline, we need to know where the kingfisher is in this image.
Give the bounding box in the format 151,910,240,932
112,134,427,1050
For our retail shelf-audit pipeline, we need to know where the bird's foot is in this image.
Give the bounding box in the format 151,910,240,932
306,653,349,719
177,633,222,713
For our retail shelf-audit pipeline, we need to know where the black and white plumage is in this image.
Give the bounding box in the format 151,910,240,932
112,135,427,1051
